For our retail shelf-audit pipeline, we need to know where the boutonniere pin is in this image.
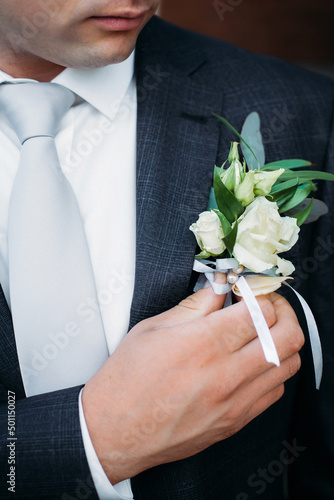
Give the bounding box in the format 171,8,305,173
190,112,334,388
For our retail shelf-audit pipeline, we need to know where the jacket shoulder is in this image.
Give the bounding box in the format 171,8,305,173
139,16,334,97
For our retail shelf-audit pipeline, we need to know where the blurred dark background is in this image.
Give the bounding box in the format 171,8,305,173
159,0,334,79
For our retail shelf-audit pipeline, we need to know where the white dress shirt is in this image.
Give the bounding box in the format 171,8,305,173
0,53,136,499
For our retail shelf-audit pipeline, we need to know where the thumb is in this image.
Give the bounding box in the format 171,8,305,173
157,272,227,327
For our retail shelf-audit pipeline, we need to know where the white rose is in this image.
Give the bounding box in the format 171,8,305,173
276,256,295,276
190,211,226,256
232,197,299,274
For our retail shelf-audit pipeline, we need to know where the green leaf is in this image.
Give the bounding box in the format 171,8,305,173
218,159,228,175
267,182,298,208
222,220,238,254
213,210,237,254
262,159,313,170
213,166,244,224
279,182,313,213
270,179,300,194
213,114,260,169
195,250,211,259
290,198,314,226
213,209,232,235
275,170,334,182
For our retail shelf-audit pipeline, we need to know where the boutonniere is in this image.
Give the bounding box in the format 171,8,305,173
190,112,334,388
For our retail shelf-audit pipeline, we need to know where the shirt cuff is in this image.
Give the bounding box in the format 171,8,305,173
78,389,134,500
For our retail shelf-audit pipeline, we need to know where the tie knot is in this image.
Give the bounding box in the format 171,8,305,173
0,82,75,144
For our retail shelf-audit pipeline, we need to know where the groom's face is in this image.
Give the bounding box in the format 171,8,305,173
0,0,160,70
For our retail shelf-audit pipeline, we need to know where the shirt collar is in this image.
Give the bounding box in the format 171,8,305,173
0,51,135,121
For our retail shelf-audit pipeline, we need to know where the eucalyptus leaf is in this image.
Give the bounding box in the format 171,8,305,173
207,187,218,210
279,182,313,213
213,166,244,224
213,114,260,169
240,112,265,169
290,198,314,226
285,198,329,224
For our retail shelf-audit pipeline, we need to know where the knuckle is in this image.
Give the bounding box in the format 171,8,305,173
224,303,257,348
221,328,244,353
287,353,302,378
220,425,243,440
212,382,233,404
177,290,213,316
295,326,305,350
273,384,285,402
178,295,202,311
212,371,241,404
257,297,276,328
288,324,305,353
222,402,244,428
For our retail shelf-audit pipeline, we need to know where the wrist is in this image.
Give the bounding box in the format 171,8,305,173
81,371,145,484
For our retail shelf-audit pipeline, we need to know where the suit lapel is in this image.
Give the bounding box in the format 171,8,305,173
129,18,225,328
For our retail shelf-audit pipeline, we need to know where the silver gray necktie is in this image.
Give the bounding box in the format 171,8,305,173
0,82,109,396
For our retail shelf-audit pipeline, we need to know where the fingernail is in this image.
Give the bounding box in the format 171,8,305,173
214,272,227,284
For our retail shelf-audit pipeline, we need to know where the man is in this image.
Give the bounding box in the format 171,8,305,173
0,1,333,499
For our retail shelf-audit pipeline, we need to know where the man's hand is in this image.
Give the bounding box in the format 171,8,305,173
82,278,304,484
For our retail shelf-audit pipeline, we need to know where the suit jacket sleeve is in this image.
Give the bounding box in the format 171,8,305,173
0,384,100,500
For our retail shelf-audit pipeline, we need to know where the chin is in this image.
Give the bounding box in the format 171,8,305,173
59,50,132,70
65,37,136,69
74,56,130,69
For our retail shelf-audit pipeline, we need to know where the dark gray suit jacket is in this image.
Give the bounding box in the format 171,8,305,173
1,16,333,500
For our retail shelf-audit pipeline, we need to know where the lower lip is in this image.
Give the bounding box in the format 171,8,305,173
91,14,145,31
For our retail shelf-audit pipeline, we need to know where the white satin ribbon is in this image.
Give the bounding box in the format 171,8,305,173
193,258,237,295
236,276,280,366
283,282,322,389
193,259,323,388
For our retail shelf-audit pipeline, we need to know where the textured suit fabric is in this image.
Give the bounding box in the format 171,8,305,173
0,15,333,499
131,17,334,500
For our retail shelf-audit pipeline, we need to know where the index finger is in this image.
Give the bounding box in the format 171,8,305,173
202,294,278,353
235,294,305,381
